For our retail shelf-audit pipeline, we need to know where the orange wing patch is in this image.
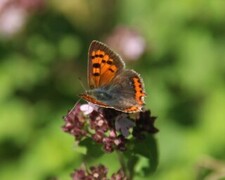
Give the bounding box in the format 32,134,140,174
90,50,119,88
133,77,145,105
90,50,103,87
123,106,141,113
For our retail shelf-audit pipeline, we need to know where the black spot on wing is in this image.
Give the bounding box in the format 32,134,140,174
93,63,101,68
93,72,100,76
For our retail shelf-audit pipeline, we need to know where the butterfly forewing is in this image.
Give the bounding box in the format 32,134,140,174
88,41,125,89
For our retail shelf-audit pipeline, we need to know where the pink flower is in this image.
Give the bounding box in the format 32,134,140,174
105,26,146,61
63,102,158,152
0,5,27,36
0,0,45,37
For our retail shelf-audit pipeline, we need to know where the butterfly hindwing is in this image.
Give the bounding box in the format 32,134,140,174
106,69,146,112
88,41,125,89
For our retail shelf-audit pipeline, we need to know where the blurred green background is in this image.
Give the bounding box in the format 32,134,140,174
0,0,225,179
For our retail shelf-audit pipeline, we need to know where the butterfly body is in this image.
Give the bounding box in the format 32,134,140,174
80,41,146,113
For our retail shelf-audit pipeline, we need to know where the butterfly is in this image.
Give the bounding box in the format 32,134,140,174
80,40,146,113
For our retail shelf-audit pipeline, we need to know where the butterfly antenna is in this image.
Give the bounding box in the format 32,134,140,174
68,97,82,115
78,77,87,91
67,77,88,114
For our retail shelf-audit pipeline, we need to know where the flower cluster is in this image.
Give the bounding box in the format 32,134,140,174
71,164,127,180
63,103,158,152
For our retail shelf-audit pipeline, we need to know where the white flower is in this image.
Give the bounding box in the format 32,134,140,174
80,104,94,115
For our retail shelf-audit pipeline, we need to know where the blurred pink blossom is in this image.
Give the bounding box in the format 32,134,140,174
0,5,27,36
0,0,45,37
105,26,146,61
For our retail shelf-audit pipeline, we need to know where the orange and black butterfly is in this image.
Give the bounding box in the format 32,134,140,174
80,40,146,113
